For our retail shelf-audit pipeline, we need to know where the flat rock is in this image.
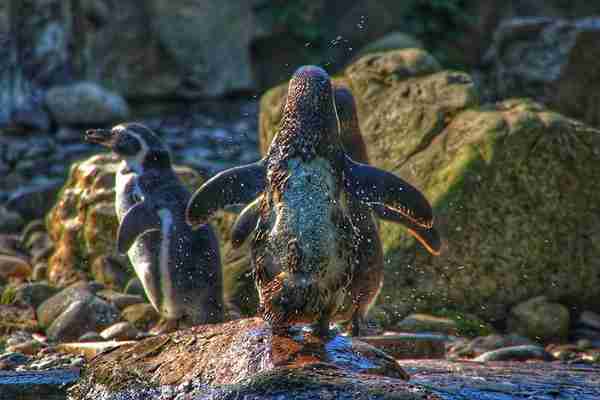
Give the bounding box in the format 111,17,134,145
68,318,432,399
56,341,136,360
473,345,552,362
397,313,458,335
100,322,139,341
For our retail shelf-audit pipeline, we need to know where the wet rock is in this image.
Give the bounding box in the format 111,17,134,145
12,282,58,309
473,345,552,362
97,290,144,311
508,296,570,343
91,255,129,290
121,303,160,331
45,82,129,125
396,314,458,335
37,287,95,329
485,17,600,127
0,352,30,371
447,333,536,359
99,322,139,341
6,340,44,356
68,318,427,400
0,255,31,281
4,180,62,221
579,311,600,331
361,333,447,359
259,48,600,324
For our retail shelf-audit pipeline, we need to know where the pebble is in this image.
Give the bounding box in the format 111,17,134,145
100,321,140,341
396,313,458,335
473,345,553,362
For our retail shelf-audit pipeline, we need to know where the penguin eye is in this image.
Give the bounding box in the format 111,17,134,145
114,135,142,156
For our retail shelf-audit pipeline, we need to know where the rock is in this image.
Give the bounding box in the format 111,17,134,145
4,180,62,220
448,333,537,359
45,81,129,125
508,296,570,343
37,287,95,329
46,295,119,342
0,352,30,371
6,340,43,356
99,322,139,341
78,332,104,343
485,17,600,127
360,333,447,359
0,255,31,281
579,311,600,331
355,32,423,59
91,255,129,290
97,290,144,310
473,345,552,362
12,282,58,309
46,153,203,286
67,318,429,399
121,303,160,331
56,341,140,361
0,207,25,234
396,314,458,335
259,48,600,324
0,234,25,259
0,304,37,334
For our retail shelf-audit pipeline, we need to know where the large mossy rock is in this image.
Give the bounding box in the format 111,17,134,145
259,49,600,324
69,318,439,400
46,154,204,286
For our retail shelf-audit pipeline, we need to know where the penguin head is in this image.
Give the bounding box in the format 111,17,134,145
85,123,171,171
274,65,340,161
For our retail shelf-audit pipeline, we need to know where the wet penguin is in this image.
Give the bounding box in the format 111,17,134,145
85,123,223,331
186,66,440,336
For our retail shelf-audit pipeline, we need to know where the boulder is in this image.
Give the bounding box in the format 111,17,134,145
258,48,600,324
67,318,435,400
485,17,600,127
507,296,570,343
45,82,129,125
46,153,204,286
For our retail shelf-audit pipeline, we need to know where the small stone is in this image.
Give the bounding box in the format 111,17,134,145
473,345,552,362
13,282,58,308
37,287,95,329
70,356,85,367
0,352,30,370
6,331,34,347
507,296,570,343
121,303,160,331
29,356,63,370
0,255,32,280
79,332,105,343
45,81,129,125
100,322,140,341
124,277,146,298
6,340,43,355
396,313,458,335
579,311,600,331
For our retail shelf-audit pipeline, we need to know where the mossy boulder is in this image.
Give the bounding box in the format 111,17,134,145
258,49,600,324
46,153,204,287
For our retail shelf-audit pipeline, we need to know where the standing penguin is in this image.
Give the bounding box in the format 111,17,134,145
85,123,223,332
186,66,440,336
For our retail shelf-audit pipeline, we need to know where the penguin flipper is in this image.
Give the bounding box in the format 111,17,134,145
186,159,266,228
231,197,261,249
371,204,442,256
117,201,162,254
343,155,434,229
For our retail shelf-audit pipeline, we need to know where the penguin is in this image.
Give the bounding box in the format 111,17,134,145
186,66,440,337
85,123,223,331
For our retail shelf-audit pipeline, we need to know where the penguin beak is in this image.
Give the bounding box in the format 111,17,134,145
85,129,114,147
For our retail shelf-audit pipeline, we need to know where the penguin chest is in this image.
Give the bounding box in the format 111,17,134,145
115,167,144,221
267,158,351,299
